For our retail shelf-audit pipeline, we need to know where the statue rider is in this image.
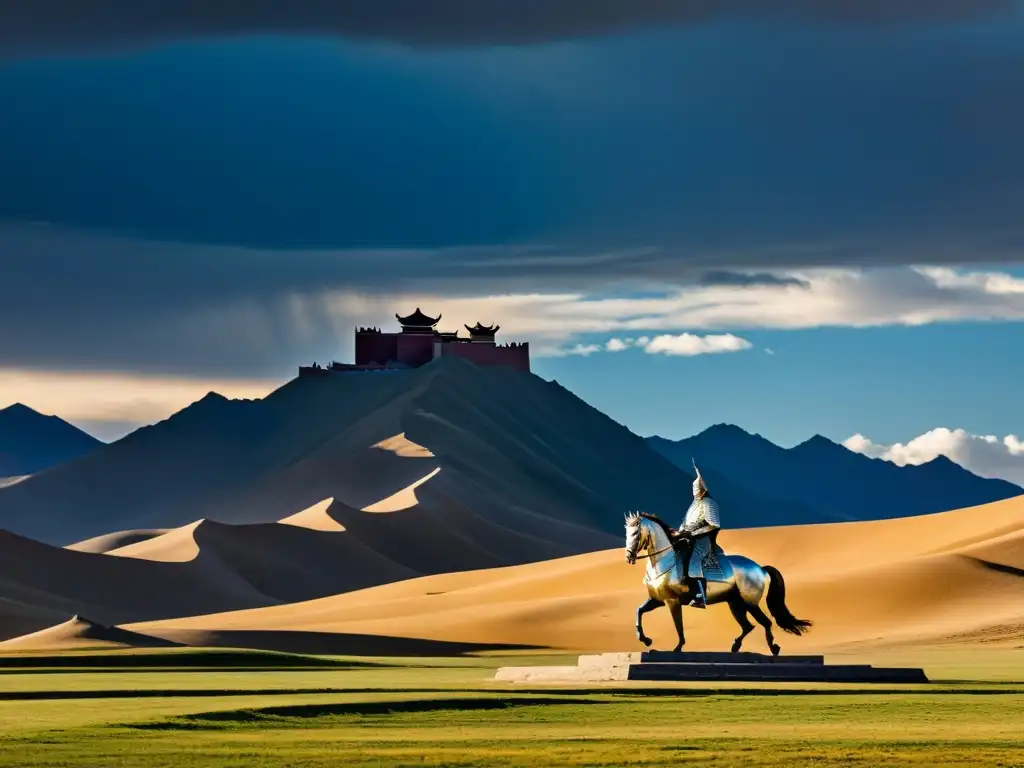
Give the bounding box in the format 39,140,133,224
671,460,721,609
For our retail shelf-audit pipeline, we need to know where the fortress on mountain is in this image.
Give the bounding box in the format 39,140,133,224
299,308,530,376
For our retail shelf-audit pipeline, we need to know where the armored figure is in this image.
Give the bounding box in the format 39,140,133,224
672,460,722,609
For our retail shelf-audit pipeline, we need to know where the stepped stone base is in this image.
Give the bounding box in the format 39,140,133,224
495,651,928,684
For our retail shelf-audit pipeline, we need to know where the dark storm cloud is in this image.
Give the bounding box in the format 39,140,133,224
0,0,1016,55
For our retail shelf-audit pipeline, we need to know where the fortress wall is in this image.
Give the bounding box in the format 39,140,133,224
440,342,530,372
355,332,398,366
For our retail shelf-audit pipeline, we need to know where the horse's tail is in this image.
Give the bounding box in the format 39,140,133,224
763,565,813,636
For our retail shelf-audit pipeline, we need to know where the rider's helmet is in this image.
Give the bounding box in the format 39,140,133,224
691,459,709,499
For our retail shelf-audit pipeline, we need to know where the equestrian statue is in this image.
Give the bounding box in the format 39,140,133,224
624,459,812,654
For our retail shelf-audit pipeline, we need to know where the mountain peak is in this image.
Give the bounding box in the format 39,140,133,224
0,403,103,476
1,402,39,416
701,423,752,438
915,454,960,471
0,403,55,423
792,434,842,451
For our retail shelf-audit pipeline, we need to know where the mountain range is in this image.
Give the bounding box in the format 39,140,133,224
0,358,1020,646
1,363,1018,546
648,425,1022,522
0,403,103,478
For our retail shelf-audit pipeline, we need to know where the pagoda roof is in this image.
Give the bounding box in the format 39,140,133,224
465,322,500,336
396,308,441,327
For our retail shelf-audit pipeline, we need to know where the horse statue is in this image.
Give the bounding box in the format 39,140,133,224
624,511,812,654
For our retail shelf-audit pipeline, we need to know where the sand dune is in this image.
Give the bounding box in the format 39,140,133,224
67,528,170,554
362,467,442,513
0,527,272,642
372,432,435,458
278,498,345,531
0,469,614,646
106,520,206,562
0,475,28,489
131,495,1024,656
0,615,179,651
104,516,419,602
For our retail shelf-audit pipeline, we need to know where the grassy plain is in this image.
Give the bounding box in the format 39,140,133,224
1,648,1023,767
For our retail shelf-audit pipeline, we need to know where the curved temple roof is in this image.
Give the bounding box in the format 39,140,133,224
396,307,441,327
465,322,500,335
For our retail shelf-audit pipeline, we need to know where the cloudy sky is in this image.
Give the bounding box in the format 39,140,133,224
1,2,1023,484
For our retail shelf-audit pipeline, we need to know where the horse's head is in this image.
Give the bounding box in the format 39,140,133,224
624,511,647,565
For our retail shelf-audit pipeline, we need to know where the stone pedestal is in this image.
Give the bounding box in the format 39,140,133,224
495,651,928,684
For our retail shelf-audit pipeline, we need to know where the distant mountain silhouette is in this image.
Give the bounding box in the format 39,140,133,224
648,424,1022,521
0,404,103,477
0,359,822,547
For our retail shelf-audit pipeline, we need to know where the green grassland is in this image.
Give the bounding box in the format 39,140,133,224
1,647,1023,767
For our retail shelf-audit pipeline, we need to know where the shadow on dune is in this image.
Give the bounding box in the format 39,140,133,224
148,629,542,657
964,556,1024,579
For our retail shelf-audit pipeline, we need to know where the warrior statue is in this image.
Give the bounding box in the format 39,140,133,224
671,460,722,609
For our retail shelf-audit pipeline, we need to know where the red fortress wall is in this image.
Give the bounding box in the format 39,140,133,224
437,340,530,372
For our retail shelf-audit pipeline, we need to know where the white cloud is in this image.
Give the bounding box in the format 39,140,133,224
321,265,1024,358
551,333,753,357
642,333,753,356
844,428,1024,486
563,343,602,357
605,338,630,352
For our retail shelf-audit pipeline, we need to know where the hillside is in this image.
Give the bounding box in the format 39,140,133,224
0,403,103,477
649,425,1022,521
0,359,819,546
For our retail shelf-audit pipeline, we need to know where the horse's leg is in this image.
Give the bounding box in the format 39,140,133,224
748,604,781,657
726,594,755,653
668,600,685,653
636,597,663,648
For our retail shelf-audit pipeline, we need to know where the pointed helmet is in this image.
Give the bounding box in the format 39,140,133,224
692,458,709,499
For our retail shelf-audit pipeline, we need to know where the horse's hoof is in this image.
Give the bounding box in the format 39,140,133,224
672,645,684,653
641,636,653,647
731,642,742,653
771,644,781,657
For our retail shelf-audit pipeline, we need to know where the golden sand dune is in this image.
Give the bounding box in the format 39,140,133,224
0,615,179,651
106,520,207,562
66,528,170,554
278,497,346,531
372,432,435,458
0,470,612,648
132,495,1024,655
362,467,442,513
106,516,419,602
0,527,271,643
